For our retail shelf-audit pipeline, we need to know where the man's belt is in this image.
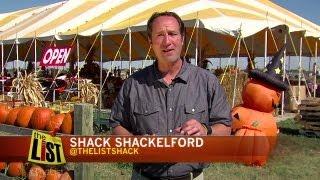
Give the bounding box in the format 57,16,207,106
135,169,203,180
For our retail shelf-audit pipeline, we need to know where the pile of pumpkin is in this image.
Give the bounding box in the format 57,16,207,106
231,79,281,166
0,103,74,134
0,161,72,179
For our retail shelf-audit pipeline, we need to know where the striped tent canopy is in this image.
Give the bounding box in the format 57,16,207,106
0,0,319,62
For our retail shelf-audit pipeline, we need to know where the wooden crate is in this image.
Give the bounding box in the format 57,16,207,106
298,98,320,131
0,103,94,180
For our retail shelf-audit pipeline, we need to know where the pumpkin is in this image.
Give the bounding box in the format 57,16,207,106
16,106,36,127
0,162,7,172
7,162,26,177
235,125,270,166
231,106,278,150
0,103,10,123
30,108,55,130
59,171,72,180
5,107,21,125
46,113,65,132
242,79,281,113
45,169,61,180
28,165,46,180
61,111,74,134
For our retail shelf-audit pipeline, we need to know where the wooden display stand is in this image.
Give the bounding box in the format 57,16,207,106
0,103,94,180
298,98,320,136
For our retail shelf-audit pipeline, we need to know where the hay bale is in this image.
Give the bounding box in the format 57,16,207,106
217,71,248,107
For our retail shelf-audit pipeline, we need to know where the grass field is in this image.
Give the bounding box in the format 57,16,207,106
94,119,320,180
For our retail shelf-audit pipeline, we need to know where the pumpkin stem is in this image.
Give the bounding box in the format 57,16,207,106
251,121,259,127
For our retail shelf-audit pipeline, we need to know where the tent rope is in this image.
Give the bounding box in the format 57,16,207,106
241,38,255,69
268,27,279,51
22,38,35,64
220,33,240,84
269,27,302,104
4,43,15,65
304,36,314,57
183,20,197,59
301,70,312,97
101,29,129,90
142,45,152,68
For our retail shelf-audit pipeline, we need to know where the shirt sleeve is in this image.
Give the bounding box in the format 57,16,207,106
109,78,132,131
208,75,232,127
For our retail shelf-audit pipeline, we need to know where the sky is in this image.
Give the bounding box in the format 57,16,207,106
0,0,319,25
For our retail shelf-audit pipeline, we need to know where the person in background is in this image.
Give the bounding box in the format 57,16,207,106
110,11,232,180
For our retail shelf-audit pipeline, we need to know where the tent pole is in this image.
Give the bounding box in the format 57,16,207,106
314,41,318,97
16,41,19,74
264,29,268,67
298,36,302,102
1,42,4,96
288,55,291,70
77,36,80,98
142,58,144,69
99,31,103,110
309,56,311,72
232,35,241,107
34,34,37,74
129,27,132,75
281,34,287,116
195,19,199,66
15,38,20,97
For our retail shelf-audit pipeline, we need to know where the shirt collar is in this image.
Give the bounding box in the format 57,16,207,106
151,59,190,84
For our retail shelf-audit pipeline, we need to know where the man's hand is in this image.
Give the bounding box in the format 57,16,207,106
174,119,207,136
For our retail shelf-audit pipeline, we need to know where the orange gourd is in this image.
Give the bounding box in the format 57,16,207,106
235,125,270,166
5,107,21,125
30,108,55,130
45,169,61,180
16,106,36,127
46,113,65,132
28,165,46,180
0,162,6,172
242,79,281,113
60,171,72,180
61,111,74,134
7,162,26,177
0,103,10,123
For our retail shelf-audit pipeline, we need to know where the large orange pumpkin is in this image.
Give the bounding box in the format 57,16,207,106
235,125,270,166
242,79,281,113
0,103,10,123
28,165,46,180
231,106,278,150
59,171,72,180
46,169,61,180
0,162,6,172
61,111,74,134
30,108,55,130
5,107,21,125
7,162,26,177
16,106,36,127
46,113,65,132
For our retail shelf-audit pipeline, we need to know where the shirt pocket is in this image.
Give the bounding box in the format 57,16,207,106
184,102,206,123
133,102,160,135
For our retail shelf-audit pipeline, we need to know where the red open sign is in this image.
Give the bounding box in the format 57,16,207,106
40,46,72,66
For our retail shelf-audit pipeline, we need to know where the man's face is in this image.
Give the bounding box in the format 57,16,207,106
149,16,184,63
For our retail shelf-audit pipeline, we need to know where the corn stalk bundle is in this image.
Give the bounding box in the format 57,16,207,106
79,79,99,105
12,72,45,107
